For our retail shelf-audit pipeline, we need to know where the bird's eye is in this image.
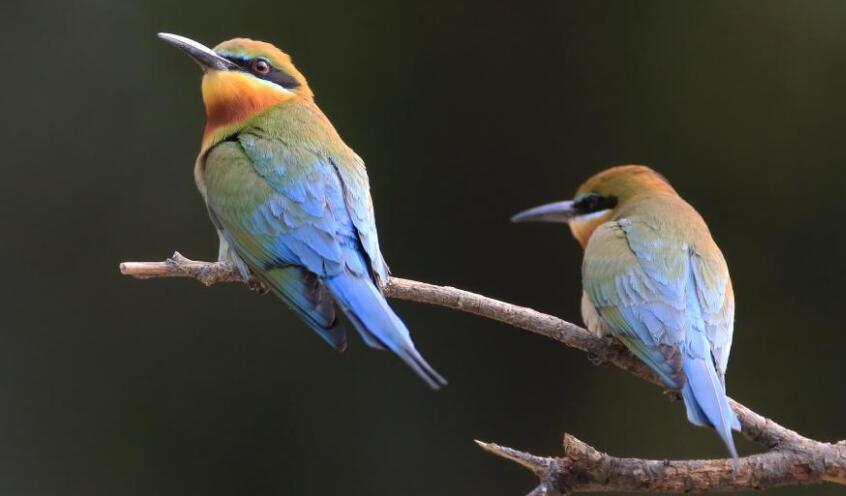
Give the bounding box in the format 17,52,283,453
251,59,271,75
579,194,602,213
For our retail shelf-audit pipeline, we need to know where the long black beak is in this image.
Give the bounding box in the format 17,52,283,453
157,33,237,71
511,200,576,224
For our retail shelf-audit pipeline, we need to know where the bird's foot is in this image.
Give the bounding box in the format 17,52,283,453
663,390,682,402
587,351,607,366
587,336,616,366
247,277,269,295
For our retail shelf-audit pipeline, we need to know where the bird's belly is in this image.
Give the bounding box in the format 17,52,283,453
581,291,610,337
216,229,251,278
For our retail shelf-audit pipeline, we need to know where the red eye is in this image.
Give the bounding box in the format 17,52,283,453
251,59,271,74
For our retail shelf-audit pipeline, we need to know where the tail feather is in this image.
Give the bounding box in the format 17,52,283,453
682,350,739,460
325,272,447,389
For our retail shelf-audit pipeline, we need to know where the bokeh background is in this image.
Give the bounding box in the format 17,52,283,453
1,1,844,494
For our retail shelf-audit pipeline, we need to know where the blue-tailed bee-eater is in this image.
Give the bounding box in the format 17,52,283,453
512,165,739,458
157,33,445,389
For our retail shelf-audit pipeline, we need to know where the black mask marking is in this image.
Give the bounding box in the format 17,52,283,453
574,194,618,215
223,56,301,90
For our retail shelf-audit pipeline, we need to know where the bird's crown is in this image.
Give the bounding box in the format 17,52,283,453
575,165,676,203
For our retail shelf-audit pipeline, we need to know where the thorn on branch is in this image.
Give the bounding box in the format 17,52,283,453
475,440,554,476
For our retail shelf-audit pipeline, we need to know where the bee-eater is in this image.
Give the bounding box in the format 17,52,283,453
157,33,445,389
512,165,739,458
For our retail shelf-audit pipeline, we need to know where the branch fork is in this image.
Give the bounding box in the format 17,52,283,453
120,253,845,493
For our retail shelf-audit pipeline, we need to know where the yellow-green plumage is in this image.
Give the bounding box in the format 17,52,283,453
581,192,734,388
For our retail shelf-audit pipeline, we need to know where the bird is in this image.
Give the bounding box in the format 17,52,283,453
157,33,445,389
512,165,740,459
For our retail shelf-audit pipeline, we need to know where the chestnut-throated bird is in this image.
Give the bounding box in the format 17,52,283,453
157,33,445,388
512,165,739,458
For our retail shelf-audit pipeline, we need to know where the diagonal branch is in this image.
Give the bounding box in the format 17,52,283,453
119,253,846,493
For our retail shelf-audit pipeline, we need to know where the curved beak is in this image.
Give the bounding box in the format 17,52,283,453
157,33,237,71
511,200,576,224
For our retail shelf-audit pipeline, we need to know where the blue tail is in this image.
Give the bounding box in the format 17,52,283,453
325,272,447,389
682,331,740,460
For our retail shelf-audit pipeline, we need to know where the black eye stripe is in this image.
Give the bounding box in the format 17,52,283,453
574,194,617,215
222,56,301,90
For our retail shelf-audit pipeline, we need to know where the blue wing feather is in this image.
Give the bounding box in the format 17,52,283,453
584,216,738,458
203,132,444,388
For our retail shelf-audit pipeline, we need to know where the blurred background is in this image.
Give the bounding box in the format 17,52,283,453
1,1,844,494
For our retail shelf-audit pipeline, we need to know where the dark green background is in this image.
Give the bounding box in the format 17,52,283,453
2,1,844,495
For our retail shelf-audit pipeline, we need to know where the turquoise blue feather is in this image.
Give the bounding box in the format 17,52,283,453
582,198,738,458
201,104,444,388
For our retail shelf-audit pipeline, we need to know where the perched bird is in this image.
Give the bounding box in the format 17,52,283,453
512,165,739,458
157,33,445,388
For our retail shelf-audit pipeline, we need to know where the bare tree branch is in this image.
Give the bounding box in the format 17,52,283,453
477,436,846,494
119,253,846,493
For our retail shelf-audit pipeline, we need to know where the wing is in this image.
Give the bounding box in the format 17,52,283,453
690,242,735,380
203,136,374,350
203,131,445,386
235,129,388,282
206,134,372,275
582,218,689,388
330,151,390,284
